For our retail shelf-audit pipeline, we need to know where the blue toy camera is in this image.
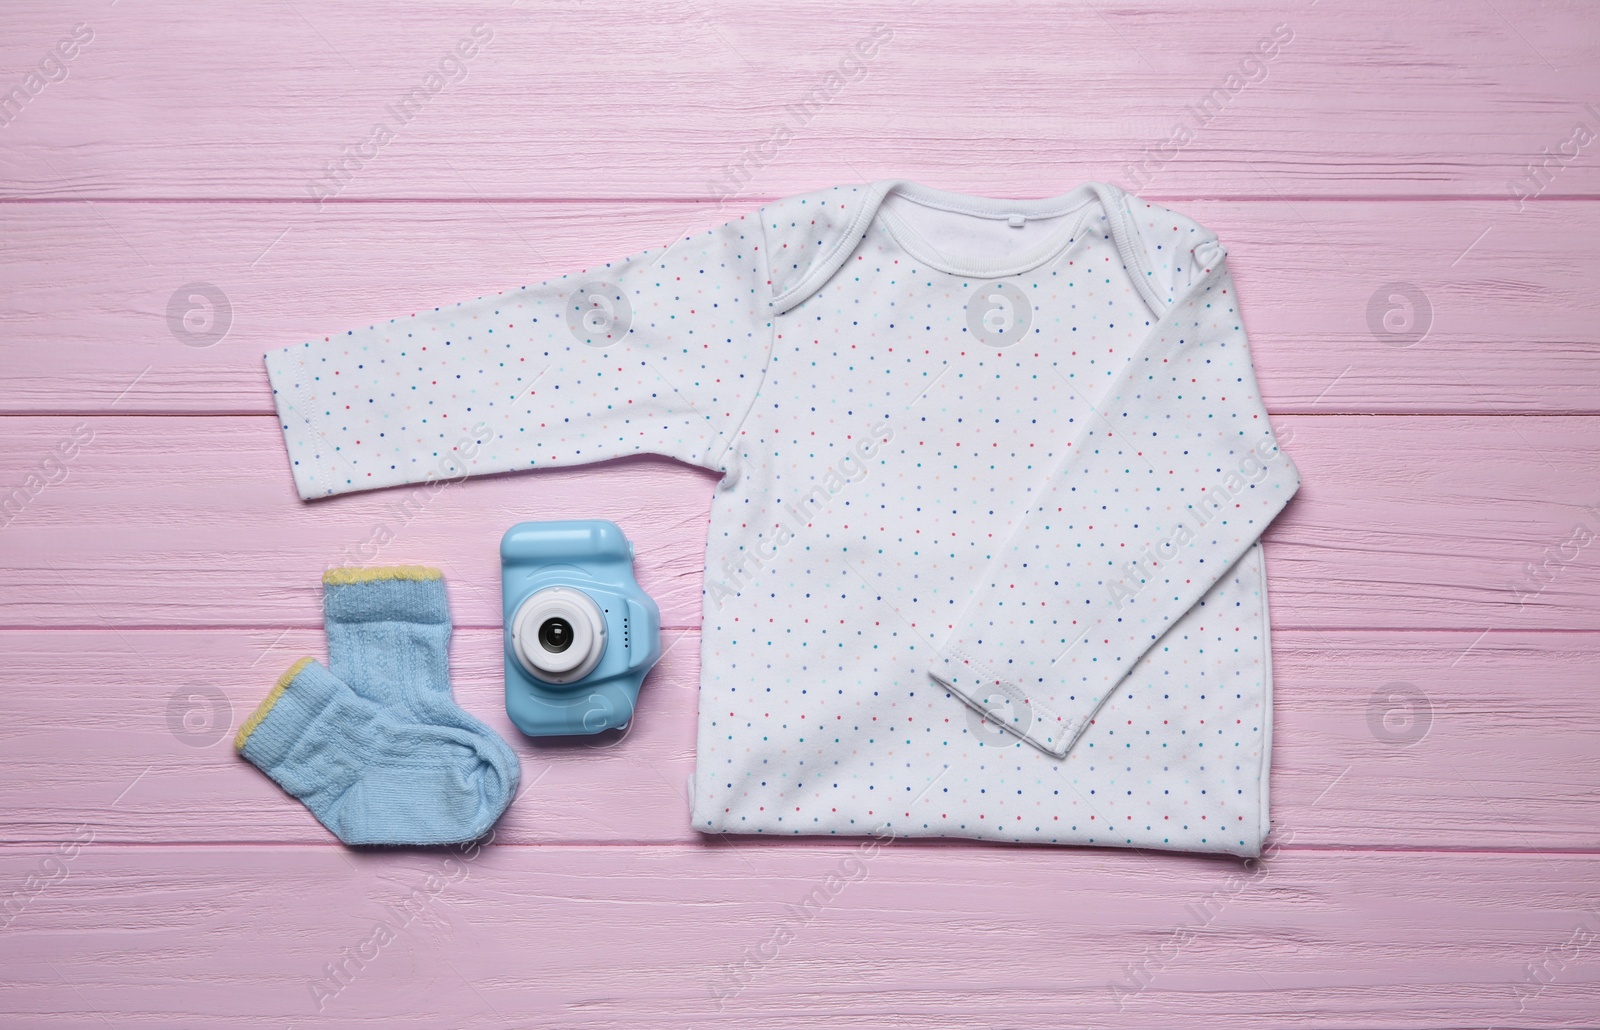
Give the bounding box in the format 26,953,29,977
500,520,662,737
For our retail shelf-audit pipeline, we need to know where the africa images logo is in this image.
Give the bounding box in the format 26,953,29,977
966,281,1032,347
566,281,633,347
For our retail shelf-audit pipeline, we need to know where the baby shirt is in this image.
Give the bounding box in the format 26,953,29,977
264,179,1300,857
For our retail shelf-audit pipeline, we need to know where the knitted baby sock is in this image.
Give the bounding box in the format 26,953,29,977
234,657,513,845
320,566,521,794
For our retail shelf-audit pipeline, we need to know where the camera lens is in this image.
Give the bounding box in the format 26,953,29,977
538,617,574,653
511,586,608,685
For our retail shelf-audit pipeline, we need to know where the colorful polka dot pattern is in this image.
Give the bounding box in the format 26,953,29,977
264,217,771,497
765,183,877,312
925,259,1301,759
263,181,1297,857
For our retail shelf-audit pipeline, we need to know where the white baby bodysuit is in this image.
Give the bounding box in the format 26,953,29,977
264,179,1300,857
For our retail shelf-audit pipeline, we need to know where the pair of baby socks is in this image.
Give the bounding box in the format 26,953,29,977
235,567,520,846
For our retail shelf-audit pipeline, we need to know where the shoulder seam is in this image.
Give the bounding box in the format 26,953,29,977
1100,185,1170,317
765,182,893,314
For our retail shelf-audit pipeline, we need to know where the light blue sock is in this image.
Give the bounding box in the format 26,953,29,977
321,567,522,801
234,657,514,846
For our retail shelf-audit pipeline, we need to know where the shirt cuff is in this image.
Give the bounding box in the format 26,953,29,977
264,345,354,500
927,644,1090,758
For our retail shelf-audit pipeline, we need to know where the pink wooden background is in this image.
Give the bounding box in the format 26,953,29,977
3,1,1598,1025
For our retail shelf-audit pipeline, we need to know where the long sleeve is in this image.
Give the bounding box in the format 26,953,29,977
927,243,1300,758
263,216,772,500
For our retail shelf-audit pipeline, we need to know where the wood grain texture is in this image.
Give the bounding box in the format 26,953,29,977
1,0,1597,200
1,845,1597,1028
2,199,1598,415
1,628,1596,851
2,414,1596,631
2,0,1597,1025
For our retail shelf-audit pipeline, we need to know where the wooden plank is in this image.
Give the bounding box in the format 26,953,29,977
2,199,1597,415
1,414,1596,631
1,628,1595,850
0,844,1596,1027
1,1,1596,200
0,415,723,629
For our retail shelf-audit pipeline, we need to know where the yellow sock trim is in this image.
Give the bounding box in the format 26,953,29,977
322,565,443,585
234,656,315,751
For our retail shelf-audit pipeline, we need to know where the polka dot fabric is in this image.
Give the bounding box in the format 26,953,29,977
263,180,1300,857
924,258,1301,760
264,217,771,497
764,183,882,314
